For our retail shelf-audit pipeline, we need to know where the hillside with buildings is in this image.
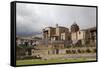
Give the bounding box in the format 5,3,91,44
16,23,96,65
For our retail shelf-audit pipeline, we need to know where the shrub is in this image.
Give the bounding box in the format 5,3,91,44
66,50,71,54
86,48,91,53
71,50,76,54
93,48,96,53
77,49,81,53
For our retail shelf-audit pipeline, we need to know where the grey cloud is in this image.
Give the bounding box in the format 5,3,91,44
16,3,96,36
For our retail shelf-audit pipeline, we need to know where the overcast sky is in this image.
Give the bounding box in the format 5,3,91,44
16,3,96,37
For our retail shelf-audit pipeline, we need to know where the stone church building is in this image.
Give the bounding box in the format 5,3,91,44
43,23,96,45
43,24,71,41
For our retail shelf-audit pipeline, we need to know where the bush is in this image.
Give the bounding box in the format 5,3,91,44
66,50,71,54
86,49,91,53
71,50,76,54
93,48,96,53
77,49,85,53
77,49,81,53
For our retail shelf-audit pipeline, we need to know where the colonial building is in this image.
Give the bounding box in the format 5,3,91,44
82,27,96,45
71,23,96,45
43,23,96,46
43,24,70,41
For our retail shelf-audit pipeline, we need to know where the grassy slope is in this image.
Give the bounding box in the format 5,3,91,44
16,58,96,65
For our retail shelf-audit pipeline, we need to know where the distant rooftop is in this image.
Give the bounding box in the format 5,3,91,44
81,27,96,31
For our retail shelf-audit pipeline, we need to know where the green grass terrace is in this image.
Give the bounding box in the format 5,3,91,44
16,58,96,66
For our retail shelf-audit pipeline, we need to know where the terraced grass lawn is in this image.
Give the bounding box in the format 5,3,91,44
16,58,96,66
